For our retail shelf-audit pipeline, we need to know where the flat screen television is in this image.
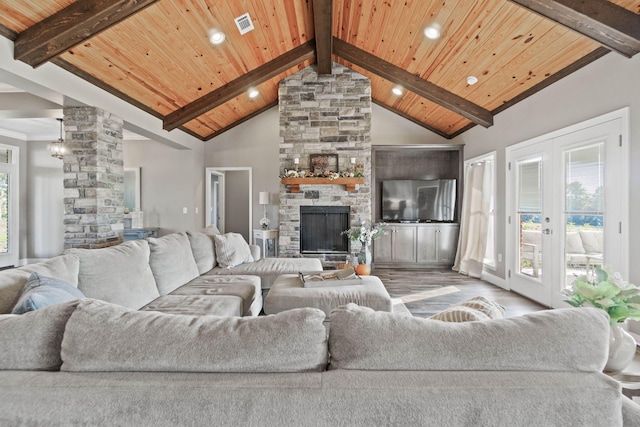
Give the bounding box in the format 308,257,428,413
381,179,456,222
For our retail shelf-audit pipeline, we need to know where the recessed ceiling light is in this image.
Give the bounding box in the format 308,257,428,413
209,29,225,45
424,25,441,40
392,86,403,96
466,76,478,85
248,88,259,98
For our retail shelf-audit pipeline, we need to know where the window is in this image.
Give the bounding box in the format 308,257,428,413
0,145,19,268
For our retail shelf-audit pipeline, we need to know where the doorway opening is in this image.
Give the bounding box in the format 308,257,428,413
205,167,252,242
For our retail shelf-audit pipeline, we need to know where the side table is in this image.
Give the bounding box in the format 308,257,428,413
607,347,640,398
253,228,278,258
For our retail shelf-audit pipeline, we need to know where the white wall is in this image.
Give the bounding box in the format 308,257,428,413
123,139,205,236
371,104,450,145
204,108,279,232
26,140,64,258
453,51,640,283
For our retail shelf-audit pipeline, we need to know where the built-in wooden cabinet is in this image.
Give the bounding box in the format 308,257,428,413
374,223,459,268
374,225,417,264
416,224,459,265
372,144,463,268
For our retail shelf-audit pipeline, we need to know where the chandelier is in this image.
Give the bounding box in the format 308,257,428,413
50,118,65,159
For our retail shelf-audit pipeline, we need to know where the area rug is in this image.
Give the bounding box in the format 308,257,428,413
399,286,459,304
392,298,412,316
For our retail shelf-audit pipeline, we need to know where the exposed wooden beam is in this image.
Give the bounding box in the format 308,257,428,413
333,38,493,128
372,100,451,139
203,101,279,141
0,24,18,42
313,0,333,74
509,0,640,58
164,40,315,131
14,0,159,68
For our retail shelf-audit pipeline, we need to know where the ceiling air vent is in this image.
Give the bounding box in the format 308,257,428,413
234,13,254,35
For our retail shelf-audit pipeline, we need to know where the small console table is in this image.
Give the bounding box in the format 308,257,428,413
253,229,278,258
123,227,159,241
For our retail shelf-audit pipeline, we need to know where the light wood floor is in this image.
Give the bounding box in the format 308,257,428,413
373,268,547,318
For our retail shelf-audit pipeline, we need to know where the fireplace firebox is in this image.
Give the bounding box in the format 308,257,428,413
300,206,350,254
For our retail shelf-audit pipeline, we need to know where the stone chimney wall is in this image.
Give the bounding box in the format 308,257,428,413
278,63,372,258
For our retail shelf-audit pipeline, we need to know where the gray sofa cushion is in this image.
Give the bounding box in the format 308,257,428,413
209,257,324,289
67,240,159,309
147,232,200,294
0,370,623,426
329,304,609,372
61,299,328,373
187,231,217,273
173,275,262,316
0,254,80,314
12,273,84,314
141,294,243,317
0,300,79,370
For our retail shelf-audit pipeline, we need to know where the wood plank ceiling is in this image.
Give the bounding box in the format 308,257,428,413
0,0,638,141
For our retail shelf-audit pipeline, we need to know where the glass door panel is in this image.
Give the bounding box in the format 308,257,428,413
564,143,605,287
517,158,543,279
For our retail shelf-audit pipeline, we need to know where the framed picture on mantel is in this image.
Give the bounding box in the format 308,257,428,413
310,154,338,174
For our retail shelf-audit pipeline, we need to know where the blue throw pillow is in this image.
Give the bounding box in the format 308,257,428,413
12,272,84,314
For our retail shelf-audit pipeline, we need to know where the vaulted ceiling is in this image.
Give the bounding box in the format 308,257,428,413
1,0,638,141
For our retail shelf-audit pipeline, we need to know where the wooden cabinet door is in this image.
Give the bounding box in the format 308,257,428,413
416,226,437,263
394,226,417,263
437,225,459,263
373,226,394,263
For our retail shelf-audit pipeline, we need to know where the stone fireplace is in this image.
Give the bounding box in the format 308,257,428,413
278,63,372,262
299,206,350,254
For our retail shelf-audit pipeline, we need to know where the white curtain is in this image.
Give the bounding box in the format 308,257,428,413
453,161,492,278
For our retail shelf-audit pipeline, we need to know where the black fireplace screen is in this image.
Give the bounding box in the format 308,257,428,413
300,206,350,254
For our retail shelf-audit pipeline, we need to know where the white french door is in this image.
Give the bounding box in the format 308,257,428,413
506,110,628,307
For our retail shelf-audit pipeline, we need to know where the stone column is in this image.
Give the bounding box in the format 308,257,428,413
62,107,124,249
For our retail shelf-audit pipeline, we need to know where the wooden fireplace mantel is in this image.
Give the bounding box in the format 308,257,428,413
281,177,364,193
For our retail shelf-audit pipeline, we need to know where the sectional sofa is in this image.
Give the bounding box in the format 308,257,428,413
0,228,322,317
1,301,640,425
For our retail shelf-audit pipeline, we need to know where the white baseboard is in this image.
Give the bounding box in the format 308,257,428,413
481,270,508,290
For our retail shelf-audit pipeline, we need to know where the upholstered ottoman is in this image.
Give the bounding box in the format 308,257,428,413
263,274,393,316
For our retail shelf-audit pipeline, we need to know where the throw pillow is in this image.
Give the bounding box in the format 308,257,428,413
12,273,85,314
201,224,221,236
429,305,491,322
213,232,254,268
61,299,328,373
430,296,506,322
0,300,79,370
0,254,80,314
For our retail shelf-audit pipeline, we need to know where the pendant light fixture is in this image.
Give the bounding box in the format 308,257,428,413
50,118,65,159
